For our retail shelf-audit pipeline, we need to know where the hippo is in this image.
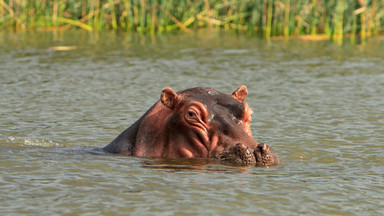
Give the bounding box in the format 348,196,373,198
103,86,279,166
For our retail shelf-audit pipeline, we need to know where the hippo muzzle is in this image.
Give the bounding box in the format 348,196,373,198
218,143,279,166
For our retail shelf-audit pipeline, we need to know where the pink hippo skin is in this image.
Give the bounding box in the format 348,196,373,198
104,86,279,166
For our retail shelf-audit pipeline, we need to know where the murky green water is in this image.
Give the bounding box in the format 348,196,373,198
1,31,384,215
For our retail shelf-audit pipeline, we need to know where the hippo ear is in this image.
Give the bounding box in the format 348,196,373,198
161,87,179,110
232,85,248,102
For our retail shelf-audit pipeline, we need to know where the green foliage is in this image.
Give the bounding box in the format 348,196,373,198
1,0,383,40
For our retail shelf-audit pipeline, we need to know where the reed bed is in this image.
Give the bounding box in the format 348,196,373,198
1,0,383,41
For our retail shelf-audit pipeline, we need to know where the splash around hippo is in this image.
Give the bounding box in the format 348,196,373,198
103,86,279,166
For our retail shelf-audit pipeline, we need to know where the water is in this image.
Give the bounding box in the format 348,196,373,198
1,30,384,215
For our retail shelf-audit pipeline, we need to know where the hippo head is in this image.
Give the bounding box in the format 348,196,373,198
160,86,279,166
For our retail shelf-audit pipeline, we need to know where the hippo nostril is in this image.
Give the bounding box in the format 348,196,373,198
253,143,279,166
235,143,247,149
257,143,267,153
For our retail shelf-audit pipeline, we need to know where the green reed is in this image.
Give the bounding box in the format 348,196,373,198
1,0,383,41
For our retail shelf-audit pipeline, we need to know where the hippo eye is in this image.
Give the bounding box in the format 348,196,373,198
186,109,199,120
184,104,207,123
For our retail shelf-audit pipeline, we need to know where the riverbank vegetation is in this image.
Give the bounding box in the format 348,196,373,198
1,0,383,42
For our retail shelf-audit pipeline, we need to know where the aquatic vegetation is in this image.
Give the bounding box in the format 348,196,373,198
1,0,383,42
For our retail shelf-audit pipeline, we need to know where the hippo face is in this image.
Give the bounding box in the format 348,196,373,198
104,86,278,166
160,86,278,166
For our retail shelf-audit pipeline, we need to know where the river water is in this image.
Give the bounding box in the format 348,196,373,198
1,31,383,215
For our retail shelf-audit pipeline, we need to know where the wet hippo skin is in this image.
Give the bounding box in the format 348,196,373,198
104,86,279,166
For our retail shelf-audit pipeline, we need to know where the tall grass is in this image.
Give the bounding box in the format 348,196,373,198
1,0,383,41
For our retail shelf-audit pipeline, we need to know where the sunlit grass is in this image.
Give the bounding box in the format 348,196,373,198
1,0,383,42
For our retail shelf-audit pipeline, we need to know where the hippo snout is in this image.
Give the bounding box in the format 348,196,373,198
219,143,279,166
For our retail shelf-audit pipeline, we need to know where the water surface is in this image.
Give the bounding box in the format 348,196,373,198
1,31,384,215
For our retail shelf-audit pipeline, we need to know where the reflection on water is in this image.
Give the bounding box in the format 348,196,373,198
141,158,261,174
0,30,384,215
